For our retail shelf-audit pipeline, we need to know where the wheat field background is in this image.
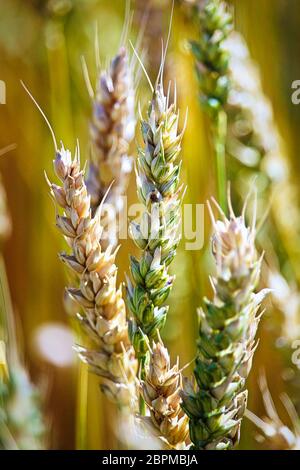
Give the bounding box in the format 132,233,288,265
1,0,300,449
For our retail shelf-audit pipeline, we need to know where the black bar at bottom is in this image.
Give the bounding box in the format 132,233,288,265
0,450,296,467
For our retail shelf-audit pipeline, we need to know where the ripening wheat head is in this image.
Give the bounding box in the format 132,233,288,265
87,47,136,234
182,194,269,449
224,31,300,342
126,80,184,363
190,0,232,116
48,144,138,408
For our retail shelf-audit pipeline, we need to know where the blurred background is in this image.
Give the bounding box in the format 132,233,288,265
0,0,300,449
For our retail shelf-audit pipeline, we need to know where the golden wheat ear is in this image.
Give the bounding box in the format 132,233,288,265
48,141,138,410
85,26,137,249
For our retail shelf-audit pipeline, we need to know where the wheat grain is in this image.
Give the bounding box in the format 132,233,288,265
181,194,269,449
48,144,138,409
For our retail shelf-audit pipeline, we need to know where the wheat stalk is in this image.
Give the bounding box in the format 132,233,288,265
48,144,138,409
126,77,184,389
140,340,189,449
86,47,136,248
181,193,269,449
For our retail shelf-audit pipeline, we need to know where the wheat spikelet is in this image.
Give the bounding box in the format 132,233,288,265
48,144,138,408
86,47,136,247
126,79,184,371
140,340,189,449
181,194,269,449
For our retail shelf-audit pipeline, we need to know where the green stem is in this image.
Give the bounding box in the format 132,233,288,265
213,110,228,214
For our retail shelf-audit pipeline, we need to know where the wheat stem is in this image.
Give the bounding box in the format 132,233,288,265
214,110,227,212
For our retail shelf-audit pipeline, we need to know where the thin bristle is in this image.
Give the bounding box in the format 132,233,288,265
81,55,94,99
20,80,57,152
129,40,154,93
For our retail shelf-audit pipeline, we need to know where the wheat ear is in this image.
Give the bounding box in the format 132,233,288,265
190,0,232,211
140,340,189,449
86,47,136,247
126,79,184,383
224,31,300,336
181,194,269,449
48,144,138,409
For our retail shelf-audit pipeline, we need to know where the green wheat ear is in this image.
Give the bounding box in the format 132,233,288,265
190,0,233,212
190,0,232,115
126,79,185,384
181,193,269,450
